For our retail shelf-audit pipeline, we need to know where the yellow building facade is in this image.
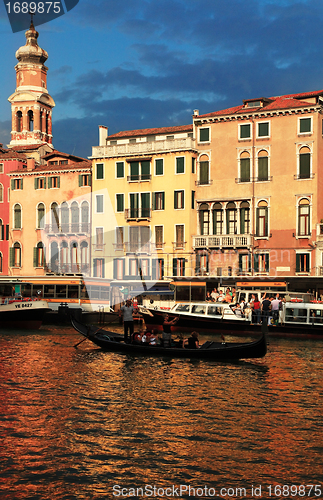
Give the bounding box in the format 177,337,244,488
90,125,198,284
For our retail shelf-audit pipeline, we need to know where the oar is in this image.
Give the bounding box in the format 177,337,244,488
74,337,88,348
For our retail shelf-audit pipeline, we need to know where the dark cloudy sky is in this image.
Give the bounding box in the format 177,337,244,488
1,0,323,158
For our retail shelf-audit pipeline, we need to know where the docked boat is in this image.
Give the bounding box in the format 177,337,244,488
71,317,267,360
138,300,323,339
0,280,50,329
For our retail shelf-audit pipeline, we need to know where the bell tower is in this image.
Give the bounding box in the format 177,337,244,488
8,21,55,147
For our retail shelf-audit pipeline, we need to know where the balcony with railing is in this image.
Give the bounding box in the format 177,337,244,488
172,241,186,251
193,234,252,249
92,137,195,158
127,174,151,182
124,208,152,220
44,223,90,235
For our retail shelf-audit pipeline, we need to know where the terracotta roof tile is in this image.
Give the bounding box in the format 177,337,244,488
0,147,27,160
197,90,323,119
107,124,193,139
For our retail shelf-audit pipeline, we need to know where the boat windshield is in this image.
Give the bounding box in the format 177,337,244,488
175,304,190,312
285,307,307,323
207,305,222,316
191,305,206,315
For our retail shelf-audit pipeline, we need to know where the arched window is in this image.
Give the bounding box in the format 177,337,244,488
299,146,311,179
0,183,3,202
226,202,237,234
80,241,89,273
60,241,69,273
16,111,22,132
240,201,250,234
298,198,310,236
10,242,22,267
50,241,59,272
71,201,79,231
28,110,34,132
71,242,79,272
257,150,269,181
239,152,250,182
37,203,45,229
198,155,210,185
34,242,46,268
199,203,210,235
81,201,89,232
51,202,59,232
14,204,22,229
212,202,223,235
256,201,268,237
61,202,69,232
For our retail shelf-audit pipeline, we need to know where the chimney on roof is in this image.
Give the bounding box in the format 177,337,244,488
99,126,108,146
26,158,35,171
193,109,199,116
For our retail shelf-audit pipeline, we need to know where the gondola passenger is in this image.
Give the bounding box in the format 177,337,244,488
184,331,200,349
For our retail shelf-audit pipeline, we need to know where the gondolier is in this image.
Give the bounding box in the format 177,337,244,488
119,299,136,343
162,313,179,347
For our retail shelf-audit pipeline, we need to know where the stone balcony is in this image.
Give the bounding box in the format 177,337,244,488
193,234,252,249
91,137,195,158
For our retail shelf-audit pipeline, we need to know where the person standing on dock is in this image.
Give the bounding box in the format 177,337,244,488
119,299,135,343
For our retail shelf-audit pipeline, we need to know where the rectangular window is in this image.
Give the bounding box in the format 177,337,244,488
155,159,163,176
174,190,184,209
96,194,104,213
239,253,251,273
296,253,310,273
116,162,124,178
153,192,165,210
254,253,269,273
12,178,23,190
240,158,250,182
129,161,150,181
191,191,195,209
239,123,251,139
256,207,268,237
94,258,105,278
199,161,209,184
155,226,163,248
152,258,164,280
199,127,210,142
96,163,104,179
299,117,312,134
173,258,185,277
116,194,124,212
192,157,196,174
79,174,90,187
176,157,185,174
115,227,124,250
257,122,269,137
49,176,60,188
299,153,310,179
175,224,184,248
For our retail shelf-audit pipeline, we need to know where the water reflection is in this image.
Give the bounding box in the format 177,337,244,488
0,328,322,499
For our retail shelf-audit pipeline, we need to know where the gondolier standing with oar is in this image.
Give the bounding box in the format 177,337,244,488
119,299,135,343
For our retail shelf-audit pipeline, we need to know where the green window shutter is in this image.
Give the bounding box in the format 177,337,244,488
199,211,204,235
240,124,251,139
296,253,300,272
306,254,310,273
226,210,230,234
161,192,165,210
88,174,91,186
141,161,150,180
6,225,9,240
174,191,177,209
44,178,46,189
240,158,250,181
21,178,23,189
199,161,209,184
254,254,259,273
240,208,245,234
258,157,268,180
130,162,139,180
191,191,195,209
256,208,259,236
265,208,268,236
176,157,184,173
258,122,269,137
152,193,155,210
265,253,270,272
116,162,124,178
116,194,124,212
48,177,52,189
238,254,242,272
78,175,82,187
192,157,196,174
10,247,15,267
96,164,104,179
11,179,14,190
33,247,38,267
57,177,60,188
173,258,177,276
300,118,311,133
141,192,150,217
155,159,163,175
34,178,38,189
299,153,310,178
152,259,157,280
199,128,210,142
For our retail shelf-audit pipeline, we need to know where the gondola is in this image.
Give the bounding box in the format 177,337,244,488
71,317,267,360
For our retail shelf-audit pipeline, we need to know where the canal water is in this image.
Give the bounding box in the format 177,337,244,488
0,326,322,500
